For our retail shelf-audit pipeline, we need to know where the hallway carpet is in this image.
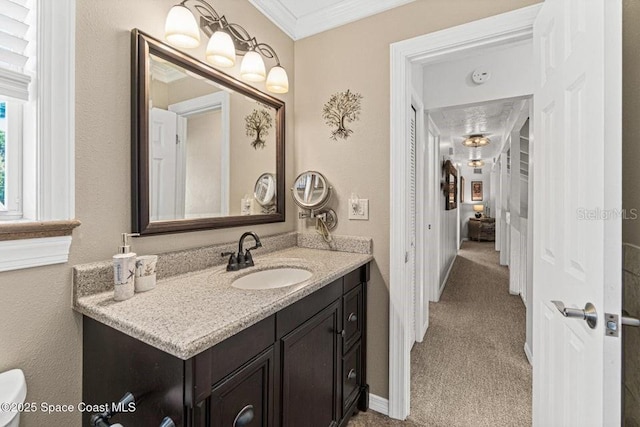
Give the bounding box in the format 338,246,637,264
349,241,532,426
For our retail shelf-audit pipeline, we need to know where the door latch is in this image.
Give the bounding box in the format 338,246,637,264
606,312,640,337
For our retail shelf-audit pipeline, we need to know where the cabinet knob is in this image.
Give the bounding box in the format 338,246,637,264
348,313,358,323
336,329,346,337
159,417,176,427
234,404,254,427
348,369,357,380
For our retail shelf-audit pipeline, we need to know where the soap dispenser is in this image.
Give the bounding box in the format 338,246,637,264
113,233,138,301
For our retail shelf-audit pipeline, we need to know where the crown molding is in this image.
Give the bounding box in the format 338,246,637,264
249,0,416,40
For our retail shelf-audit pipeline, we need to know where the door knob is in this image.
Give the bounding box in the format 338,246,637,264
551,300,598,329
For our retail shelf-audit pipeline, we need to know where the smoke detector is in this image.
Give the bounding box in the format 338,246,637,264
471,68,491,84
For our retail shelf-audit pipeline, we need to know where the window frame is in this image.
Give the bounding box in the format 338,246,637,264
0,0,77,272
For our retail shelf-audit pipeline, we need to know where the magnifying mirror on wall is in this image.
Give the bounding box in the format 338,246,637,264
291,171,337,235
254,173,276,212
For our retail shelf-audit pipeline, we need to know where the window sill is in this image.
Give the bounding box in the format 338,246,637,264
0,220,81,272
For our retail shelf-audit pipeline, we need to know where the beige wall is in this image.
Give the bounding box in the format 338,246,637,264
294,0,540,398
0,1,293,426
623,0,640,246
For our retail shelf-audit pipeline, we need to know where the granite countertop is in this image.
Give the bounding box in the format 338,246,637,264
74,246,372,360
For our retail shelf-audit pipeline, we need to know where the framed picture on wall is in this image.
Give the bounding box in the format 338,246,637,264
471,181,483,201
460,176,465,203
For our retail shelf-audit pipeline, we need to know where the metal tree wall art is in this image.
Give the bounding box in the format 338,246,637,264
322,89,363,141
245,109,273,149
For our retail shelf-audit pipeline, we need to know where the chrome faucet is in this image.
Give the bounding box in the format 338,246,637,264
221,232,262,271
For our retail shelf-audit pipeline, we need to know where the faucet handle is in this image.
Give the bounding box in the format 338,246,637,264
222,252,239,271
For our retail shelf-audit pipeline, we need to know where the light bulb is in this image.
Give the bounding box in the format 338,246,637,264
165,5,200,48
240,51,266,82
266,65,289,93
206,31,236,68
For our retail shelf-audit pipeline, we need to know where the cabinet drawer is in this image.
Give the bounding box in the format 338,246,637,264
210,347,274,427
189,315,275,404
342,343,361,412
342,284,363,353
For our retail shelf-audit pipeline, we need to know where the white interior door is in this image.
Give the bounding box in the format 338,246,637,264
532,0,622,425
150,107,178,221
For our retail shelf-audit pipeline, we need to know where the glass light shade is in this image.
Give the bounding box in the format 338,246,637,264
206,31,236,67
240,51,266,82
165,5,200,48
468,160,484,167
462,135,490,147
473,204,485,212
266,65,289,94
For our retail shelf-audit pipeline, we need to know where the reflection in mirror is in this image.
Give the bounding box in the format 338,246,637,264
292,171,331,210
148,53,276,220
254,173,276,213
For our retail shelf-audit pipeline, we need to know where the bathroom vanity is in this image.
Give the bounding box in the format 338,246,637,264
74,235,372,427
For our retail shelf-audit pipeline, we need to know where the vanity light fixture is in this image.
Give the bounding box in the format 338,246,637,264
468,159,485,167
462,134,491,147
164,0,289,93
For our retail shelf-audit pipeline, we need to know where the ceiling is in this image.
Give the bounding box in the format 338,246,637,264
248,0,416,40
430,97,528,166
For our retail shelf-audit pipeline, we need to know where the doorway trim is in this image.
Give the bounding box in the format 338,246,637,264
388,4,542,420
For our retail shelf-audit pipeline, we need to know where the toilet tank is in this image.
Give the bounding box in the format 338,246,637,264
0,369,27,427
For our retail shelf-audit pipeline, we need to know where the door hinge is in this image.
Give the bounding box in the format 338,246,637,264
176,135,180,145
605,313,619,337
405,252,409,263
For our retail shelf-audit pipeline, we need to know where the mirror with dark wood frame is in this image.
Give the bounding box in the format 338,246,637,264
131,29,285,235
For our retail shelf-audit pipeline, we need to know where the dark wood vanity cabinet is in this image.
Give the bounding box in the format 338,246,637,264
83,263,369,427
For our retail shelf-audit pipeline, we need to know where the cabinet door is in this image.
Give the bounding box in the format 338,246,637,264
210,348,274,427
280,300,341,427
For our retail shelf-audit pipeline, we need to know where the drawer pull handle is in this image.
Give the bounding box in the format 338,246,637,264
348,313,358,323
348,369,357,380
234,405,254,427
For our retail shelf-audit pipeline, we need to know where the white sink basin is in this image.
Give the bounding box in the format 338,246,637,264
232,268,312,290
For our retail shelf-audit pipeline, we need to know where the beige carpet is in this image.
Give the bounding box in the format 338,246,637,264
349,241,532,426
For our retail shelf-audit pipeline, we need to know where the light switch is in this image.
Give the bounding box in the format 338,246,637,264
348,198,369,220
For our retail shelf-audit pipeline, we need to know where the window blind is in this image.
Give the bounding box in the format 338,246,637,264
0,0,32,100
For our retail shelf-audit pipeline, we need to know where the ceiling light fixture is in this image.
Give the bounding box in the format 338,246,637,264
468,159,485,167
164,0,289,94
462,134,490,147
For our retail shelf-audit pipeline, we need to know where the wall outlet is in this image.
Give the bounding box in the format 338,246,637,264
348,198,369,220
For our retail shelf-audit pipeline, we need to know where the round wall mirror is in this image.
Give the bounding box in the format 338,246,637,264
254,173,277,207
291,171,331,210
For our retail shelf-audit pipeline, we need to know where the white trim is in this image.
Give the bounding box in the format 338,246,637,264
0,67,30,100
36,0,75,221
169,92,230,216
524,342,533,366
388,4,542,420
438,257,455,301
2,0,76,271
368,394,389,416
0,236,72,272
249,0,416,40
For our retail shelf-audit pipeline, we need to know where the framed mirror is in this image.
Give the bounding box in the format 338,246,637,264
131,29,285,235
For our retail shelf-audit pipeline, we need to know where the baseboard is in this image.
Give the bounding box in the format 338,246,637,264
524,342,533,366
438,258,456,300
368,393,389,416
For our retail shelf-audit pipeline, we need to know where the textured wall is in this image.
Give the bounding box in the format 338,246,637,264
0,1,294,425
293,0,540,398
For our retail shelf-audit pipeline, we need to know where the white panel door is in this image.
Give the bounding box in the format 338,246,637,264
532,0,622,425
150,107,178,221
